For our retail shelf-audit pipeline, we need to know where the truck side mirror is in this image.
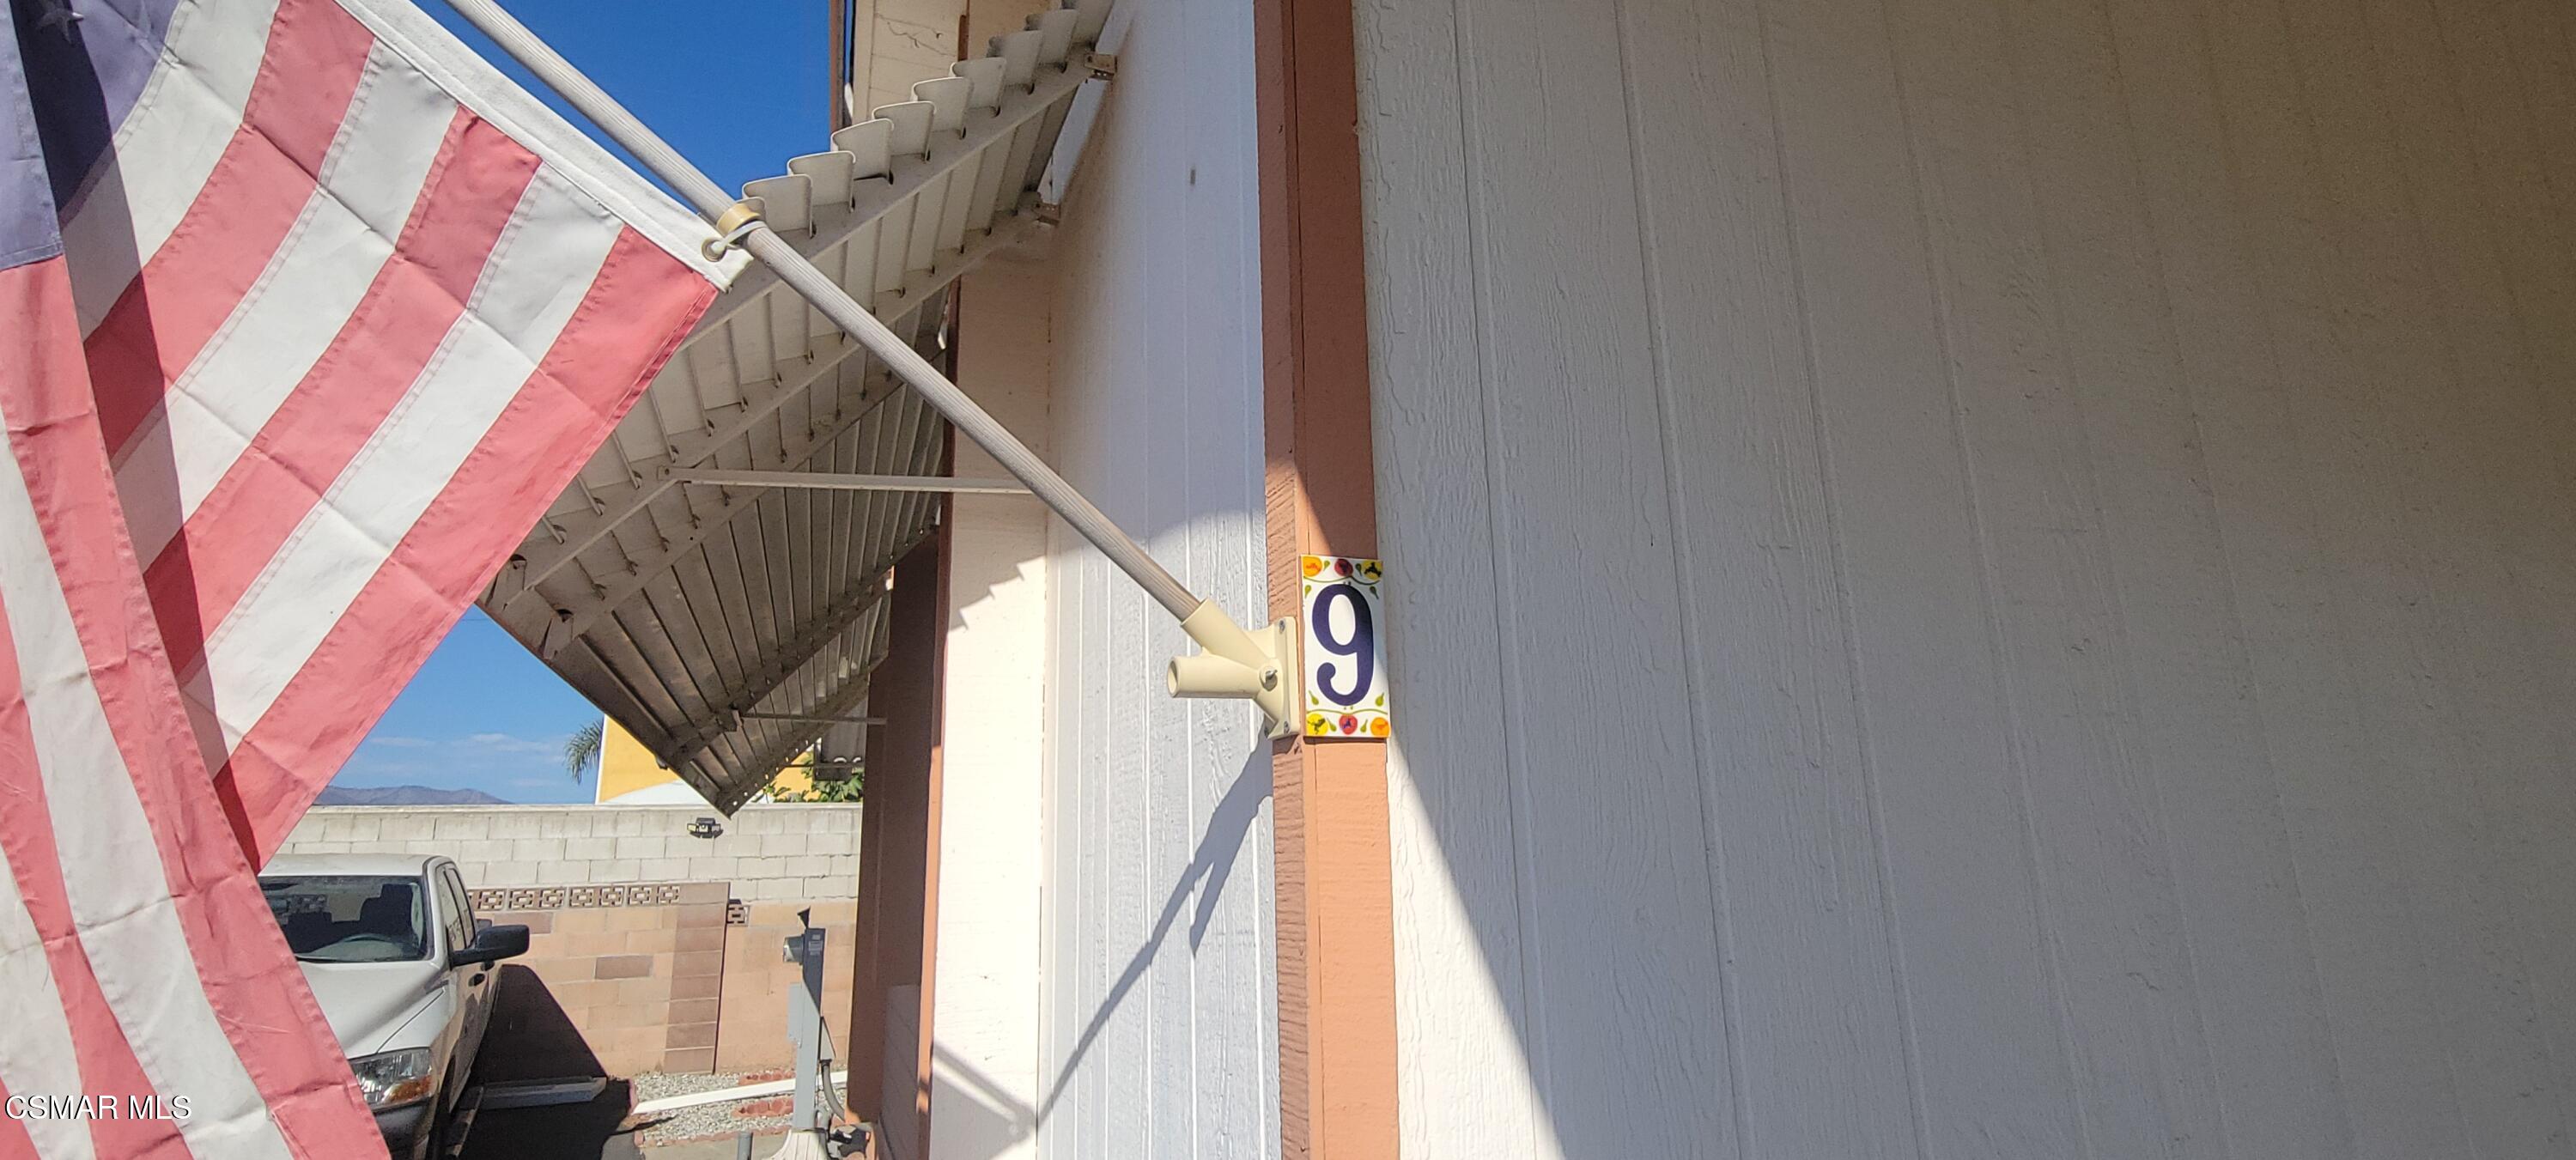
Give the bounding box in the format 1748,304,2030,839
450,923,529,969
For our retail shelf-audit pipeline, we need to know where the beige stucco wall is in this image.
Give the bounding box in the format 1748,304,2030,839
920,244,1057,1160
1360,0,2576,1156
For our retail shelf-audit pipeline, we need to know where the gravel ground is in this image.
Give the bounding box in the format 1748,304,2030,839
629,1069,803,1147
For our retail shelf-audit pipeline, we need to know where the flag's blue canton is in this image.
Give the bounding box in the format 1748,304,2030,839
2,3,59,269
9,0,177,239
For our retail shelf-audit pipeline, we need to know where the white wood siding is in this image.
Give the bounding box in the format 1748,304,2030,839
1036,0,1280,1155
1358,0,2576,1155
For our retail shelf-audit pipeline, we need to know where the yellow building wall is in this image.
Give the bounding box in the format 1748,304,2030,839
592,716,811,804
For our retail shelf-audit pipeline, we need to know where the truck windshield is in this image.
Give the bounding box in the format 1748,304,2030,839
258,875,430,963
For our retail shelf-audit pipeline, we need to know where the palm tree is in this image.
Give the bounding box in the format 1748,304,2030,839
563,720,604,784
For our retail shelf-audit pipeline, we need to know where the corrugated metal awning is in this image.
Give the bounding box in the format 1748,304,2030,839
477,0,1113,811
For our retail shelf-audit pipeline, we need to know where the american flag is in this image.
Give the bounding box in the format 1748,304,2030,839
1,0,728,1154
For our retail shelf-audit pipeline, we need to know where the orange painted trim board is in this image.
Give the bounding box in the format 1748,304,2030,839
1255,0,1400,1152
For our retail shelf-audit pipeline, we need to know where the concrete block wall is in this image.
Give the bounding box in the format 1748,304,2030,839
277,804,861,901
470,890,859,1077
477,883,738,1076
273,805,863,1075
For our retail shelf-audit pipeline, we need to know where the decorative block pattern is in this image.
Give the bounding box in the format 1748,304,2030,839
468,883,694,914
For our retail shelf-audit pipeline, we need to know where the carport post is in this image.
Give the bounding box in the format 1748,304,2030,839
439,0,1302,737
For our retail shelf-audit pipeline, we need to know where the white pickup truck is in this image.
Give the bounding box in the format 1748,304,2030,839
259,853,528,1160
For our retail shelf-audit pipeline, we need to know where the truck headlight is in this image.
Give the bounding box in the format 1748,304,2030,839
350,1048,435,1108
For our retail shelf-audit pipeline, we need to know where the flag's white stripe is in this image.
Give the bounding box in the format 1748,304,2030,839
0,458,292,1159
191,167,623,754
332,0,740,284
116,48,457,562
65,0,289,334
0,841,94,1160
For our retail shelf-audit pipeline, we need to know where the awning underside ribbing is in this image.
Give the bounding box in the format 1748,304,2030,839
477,0,1114,811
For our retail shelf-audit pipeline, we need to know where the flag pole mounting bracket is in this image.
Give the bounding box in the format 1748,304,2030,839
702,198,766,261
1169,602,1301,739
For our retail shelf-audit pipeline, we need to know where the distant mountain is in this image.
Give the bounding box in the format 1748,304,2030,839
314,785,511,806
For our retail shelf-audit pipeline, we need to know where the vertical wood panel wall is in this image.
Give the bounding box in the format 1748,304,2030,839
1036,0,1284,1155
1358,0,2576,1154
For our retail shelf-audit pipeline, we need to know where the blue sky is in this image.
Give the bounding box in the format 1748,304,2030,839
333,0,827,804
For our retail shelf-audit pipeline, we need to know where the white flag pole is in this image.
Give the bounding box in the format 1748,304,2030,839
438,0,1298,736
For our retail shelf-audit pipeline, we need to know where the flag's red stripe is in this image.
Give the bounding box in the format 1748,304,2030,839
86,0,375,454
220,228,714,859
2,267,380,1158
0,259,196,1160
0,602,188,1160
147,110,541,679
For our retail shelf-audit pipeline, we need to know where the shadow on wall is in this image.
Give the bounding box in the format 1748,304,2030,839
931,1043,1038,1160
458,966,635,1159
478,964,605,1083
1036,753,1270,1122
